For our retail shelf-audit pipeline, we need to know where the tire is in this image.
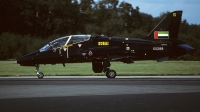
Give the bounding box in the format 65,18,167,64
106,70,116,78
37,72,44,79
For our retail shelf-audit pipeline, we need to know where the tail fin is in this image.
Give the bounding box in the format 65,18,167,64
146,10,182,40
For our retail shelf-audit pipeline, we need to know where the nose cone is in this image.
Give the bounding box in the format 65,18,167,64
17,51,39,66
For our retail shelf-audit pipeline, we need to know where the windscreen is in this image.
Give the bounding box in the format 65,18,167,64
39,44,51,52
39,36,69,52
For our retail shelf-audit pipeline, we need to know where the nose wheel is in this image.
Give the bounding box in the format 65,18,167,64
37,72,44,79
36,65,44,79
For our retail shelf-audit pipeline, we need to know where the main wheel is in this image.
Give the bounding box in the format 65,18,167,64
37,72,44,79
106,70,116,78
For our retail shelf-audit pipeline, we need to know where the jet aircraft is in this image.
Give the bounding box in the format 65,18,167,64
17,10,195,79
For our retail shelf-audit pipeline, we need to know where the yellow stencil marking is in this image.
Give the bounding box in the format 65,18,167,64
98,41,109,46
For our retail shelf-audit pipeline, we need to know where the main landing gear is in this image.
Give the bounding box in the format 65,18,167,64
105,70,117,78
92,59,117,78
103,59,117,78
35,65,44,79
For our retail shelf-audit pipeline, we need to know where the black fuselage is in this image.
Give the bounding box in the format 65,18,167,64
17,35,193,66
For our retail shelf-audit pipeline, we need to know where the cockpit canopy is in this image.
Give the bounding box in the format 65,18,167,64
40,35,91,52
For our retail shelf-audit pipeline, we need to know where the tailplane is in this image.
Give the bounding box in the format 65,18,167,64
146,10,182,40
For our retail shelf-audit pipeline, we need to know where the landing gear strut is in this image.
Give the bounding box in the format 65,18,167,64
103,59,117,78
35,65,44,79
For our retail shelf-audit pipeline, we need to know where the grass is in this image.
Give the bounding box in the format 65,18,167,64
0,61,200,76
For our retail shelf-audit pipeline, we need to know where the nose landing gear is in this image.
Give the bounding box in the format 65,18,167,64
36,65,44,79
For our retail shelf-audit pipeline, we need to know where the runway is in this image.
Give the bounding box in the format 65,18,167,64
0,76,200,112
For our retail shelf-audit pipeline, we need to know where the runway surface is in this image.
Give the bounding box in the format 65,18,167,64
0,76,200,112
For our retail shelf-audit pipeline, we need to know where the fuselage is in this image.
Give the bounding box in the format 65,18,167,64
17,35,194,66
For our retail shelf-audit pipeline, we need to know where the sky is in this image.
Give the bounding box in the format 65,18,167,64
121,0,200,24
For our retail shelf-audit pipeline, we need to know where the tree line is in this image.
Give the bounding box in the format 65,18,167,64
0,0,199,60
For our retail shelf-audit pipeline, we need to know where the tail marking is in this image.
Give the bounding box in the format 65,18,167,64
154,31,169,39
